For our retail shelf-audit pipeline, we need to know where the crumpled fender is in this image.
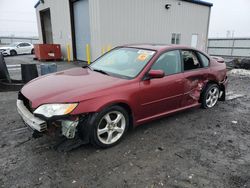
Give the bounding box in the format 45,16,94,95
189,80,207,101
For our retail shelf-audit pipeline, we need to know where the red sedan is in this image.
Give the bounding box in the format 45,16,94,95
17,44,227,148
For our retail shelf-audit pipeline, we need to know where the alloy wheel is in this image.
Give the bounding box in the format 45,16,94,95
97,111,126,145
206,86,219,108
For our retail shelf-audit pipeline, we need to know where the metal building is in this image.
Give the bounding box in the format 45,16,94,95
35,0,212,61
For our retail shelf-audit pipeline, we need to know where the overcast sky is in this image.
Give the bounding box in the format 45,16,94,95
0,0,38,37
0,0,249,38
208,0,250,38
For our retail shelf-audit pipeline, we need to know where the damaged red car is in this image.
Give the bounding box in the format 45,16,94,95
17,44,227,148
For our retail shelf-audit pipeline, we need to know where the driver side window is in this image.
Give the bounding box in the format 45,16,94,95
151,50,181,75
17,43,24,48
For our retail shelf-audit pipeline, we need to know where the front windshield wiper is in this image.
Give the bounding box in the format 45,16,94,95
82,64,89,68
82,64,92,70
92,68,110,76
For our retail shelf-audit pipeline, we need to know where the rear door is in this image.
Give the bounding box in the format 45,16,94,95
16,43,25,54
181,50,210,107
22,43,32,54
138,50,184,120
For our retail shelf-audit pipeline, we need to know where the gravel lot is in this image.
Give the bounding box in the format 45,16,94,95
0,55,250,188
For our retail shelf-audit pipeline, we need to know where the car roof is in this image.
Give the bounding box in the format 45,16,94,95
121,44,196,52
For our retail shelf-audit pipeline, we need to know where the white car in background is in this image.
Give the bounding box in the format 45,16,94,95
0,42,34,56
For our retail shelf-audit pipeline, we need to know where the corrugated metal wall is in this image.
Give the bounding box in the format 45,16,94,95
208,38,250,57
36,0,210,61
89,0,210,60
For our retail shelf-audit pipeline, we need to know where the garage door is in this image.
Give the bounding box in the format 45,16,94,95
73,0,91,61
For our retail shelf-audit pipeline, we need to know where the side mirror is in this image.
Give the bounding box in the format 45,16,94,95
147,70,165,79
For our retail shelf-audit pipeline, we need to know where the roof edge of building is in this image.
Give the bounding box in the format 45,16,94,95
34,0,213,9
34,0,44,8
182,0,213,7
209,37,250,40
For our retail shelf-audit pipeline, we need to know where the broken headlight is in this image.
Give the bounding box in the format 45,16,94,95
34,103,78,118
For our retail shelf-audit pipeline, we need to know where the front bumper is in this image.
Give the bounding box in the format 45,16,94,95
0,50,10,56
16,99,47,132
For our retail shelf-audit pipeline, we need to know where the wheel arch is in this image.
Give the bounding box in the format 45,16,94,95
114,102,134,130
96,101,134,130
10,49,17,54
205,80,225,101
199,80,219,103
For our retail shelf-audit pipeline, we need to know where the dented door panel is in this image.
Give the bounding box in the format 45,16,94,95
182,68,209,107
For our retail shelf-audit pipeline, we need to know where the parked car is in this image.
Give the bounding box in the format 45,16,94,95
0,42,34,56
17,44,228,148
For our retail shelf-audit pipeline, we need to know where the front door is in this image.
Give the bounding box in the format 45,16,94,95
138,50,184,121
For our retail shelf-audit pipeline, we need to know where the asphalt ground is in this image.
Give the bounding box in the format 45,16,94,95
0,55,250,188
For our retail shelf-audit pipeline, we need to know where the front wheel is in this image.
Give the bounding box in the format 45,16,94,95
201,84,220,109
90,106,129,148
10,50,17,56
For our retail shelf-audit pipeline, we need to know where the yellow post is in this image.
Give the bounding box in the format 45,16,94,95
102,47,105,55
67,44,71,63
86,44,91,64
107,45,112,52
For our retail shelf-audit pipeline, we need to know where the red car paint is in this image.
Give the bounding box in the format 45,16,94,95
21,45,227,126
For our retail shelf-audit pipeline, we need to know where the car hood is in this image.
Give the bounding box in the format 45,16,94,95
0,46,13,50
21,67,128,108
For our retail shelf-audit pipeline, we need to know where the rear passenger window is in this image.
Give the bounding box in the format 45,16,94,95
197,52,209,67
151,50,181,75
182,50,202,71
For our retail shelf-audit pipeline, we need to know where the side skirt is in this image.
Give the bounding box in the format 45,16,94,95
135,103,201,126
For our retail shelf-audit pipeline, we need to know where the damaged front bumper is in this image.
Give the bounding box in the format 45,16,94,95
16,99,83,139
17,99,47,132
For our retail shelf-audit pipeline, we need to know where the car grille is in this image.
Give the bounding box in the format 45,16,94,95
18,92,33,112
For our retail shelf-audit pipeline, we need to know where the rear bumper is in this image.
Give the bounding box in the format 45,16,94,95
221,75,228,90
16,99,47,132
219,75,228,101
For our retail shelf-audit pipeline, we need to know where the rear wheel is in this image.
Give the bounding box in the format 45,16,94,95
10,50,17,56
90,105,129,148
201,84,220,109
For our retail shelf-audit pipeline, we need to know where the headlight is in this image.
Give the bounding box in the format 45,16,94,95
34,103,78,118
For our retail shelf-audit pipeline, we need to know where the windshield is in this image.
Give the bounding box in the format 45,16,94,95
9,43,19,47
90,48,156,79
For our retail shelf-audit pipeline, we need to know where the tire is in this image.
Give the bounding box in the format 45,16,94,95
10,50,17,56
201,84,220,109
31,49,34,54
0,54,11,82
89,105,129,148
